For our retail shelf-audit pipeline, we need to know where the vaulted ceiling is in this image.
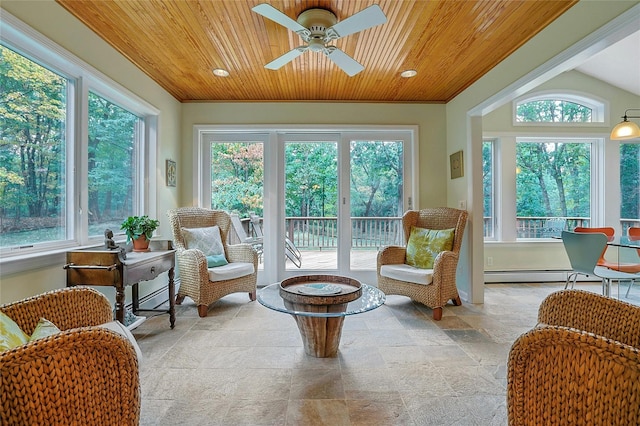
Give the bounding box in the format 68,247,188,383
55,0,578,103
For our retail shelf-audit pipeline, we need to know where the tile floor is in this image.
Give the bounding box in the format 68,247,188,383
134,281,639,425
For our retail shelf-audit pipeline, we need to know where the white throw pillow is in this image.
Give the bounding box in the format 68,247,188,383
99,320,143,363
181,225,225,257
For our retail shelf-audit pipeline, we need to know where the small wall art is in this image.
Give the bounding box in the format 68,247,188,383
166,159,176,187
450,150,463,179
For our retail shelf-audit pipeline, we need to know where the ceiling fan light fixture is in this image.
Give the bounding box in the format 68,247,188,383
212,68,230,77
610,108,640,140
400,69,417,78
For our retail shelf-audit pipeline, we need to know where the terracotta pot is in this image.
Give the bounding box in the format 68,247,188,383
132,235,150,252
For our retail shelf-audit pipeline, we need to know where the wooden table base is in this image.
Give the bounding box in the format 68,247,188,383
285,300,348,357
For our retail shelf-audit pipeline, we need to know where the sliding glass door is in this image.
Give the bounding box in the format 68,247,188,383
284,138,339,271
199,127,414,284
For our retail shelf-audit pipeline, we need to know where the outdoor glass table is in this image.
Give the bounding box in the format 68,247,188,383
258,279,385,357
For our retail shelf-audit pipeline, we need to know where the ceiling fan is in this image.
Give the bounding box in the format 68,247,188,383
252,3,387,77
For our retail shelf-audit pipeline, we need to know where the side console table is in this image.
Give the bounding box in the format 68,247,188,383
64,240,176,328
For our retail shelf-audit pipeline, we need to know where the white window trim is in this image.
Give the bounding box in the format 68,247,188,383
512,89,609,126
0,12,159,275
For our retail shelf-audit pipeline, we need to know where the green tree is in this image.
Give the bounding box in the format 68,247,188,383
516,141,590,218
210,143,263,215
285,143,337,217
87,92,137,224
0,45,66,223
350,141,403,217
620,143,640,221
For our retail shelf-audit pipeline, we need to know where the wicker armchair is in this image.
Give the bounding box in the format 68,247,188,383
507,290,640,425
0,287,140,426
377,207,468,320
168,207,258,317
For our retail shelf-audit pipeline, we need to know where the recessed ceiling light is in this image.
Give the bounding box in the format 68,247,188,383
400,69,417,78
212,68,229,77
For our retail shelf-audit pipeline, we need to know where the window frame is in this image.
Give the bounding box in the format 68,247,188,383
0,12,159,274
484,133,609,243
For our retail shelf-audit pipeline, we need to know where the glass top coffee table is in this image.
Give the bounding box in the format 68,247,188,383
258,275,385,357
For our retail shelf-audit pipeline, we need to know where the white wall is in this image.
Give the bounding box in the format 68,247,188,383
0,0,182,304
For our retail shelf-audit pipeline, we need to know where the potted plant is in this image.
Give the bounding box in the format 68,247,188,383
120,215,160,252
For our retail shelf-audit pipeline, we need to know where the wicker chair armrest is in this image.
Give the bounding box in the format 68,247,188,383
377,246,407,268
507,325,640,425
0,328,140,426
432,250,458,273
0,287,113,335
226,243,258,265
537,289,640,348
176,248,209,284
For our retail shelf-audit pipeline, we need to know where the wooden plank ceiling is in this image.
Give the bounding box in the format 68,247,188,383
55,0,577,103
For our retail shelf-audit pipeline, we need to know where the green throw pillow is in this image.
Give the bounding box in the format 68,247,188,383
0,311,29,351
29,317,61,342
206,254,229,268
405,226,455,269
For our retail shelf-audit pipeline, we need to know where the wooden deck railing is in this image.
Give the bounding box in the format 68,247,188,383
231,215,640,247
286,217,402,250
484,216,640,238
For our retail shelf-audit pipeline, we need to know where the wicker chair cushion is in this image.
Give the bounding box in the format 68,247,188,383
379,264,434,285
207,262,255,282
0,311,28,351
30,318,61,341
99,320,143,361
182,225,226,258
405,227,455,269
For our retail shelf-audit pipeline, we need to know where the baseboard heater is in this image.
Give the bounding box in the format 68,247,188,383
125,278,181,312
484,270,602,283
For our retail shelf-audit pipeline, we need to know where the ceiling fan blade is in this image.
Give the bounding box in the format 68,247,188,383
324,48,364,77
265,47,308,70
252,4,308,35
328,5,387,39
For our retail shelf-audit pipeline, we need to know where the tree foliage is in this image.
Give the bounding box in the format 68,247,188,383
209,140,404,220
516,141,591,218
0,45,66,223
211,143,264,215
87,92,137,231
516,99,592,122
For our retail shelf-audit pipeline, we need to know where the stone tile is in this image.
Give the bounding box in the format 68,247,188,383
403,394,507,425
347,398,416,425
285,400,351,426
223,399,288,425
290,368,345,400
137,282,590,425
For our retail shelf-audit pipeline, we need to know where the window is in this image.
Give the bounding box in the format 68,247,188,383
620,142,640,233
0,13,157,263
516,139,591,238
0,45,70,249
514,91,606,124
483,140,496,239
516,100,592,122
88,92,142,237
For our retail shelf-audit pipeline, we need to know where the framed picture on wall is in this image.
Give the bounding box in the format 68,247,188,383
450,150,463,179
166,159,176,187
